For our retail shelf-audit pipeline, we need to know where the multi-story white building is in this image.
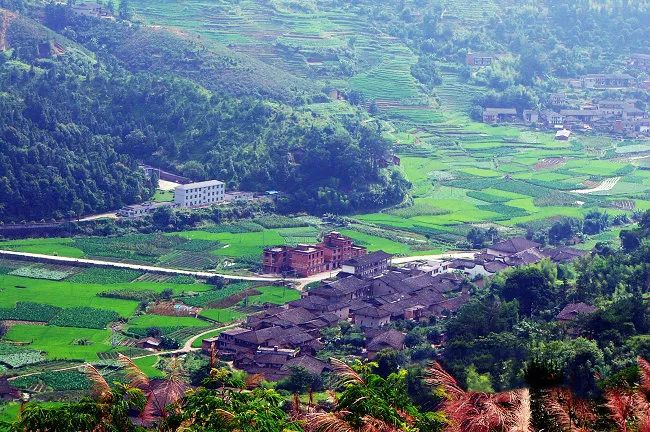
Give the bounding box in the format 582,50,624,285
174,180,225,208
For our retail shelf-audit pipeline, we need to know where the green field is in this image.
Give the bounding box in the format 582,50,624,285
133,356,166,378
5,325,112,361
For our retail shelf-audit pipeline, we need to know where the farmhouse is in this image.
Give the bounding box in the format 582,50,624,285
174,180,225,208
556,302,597,324
262,232,367,277
580,74,634,89
522,109,539,124
466,52,496,66
117,202,173,218
549,93,567,106
482,108,518,123
340,250,392,278
555,129,572,141
366,330,406,359
540,110,564,127
0,378,20,401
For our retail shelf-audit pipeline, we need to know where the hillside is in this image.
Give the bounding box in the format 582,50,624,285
0,6,407,222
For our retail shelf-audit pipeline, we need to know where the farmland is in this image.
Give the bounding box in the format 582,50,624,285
114,0,650,251
0,260,301,373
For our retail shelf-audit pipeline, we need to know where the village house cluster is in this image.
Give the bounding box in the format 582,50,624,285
483,97,650,139
197,236,587,380
475,52,650,139
262,232,369,277
441,237,586,279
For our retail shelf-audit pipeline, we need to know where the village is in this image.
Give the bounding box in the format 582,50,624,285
180,232,593,381
474,52,650,139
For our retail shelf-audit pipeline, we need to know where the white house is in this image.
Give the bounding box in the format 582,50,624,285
174,180,225,208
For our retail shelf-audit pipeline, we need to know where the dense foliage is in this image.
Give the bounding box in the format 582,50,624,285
0,6,408,222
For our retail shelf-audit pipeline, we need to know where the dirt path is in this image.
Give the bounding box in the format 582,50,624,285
572,177,621,194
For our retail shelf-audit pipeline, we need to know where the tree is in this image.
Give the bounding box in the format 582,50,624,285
620,229,641,252
306,359,445,431
501,266,556,316
277,366,322,393
118,0,131,20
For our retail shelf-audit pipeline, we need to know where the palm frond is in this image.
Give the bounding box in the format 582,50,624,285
330,358,365,387
215,409,235,422
361,415,401,432
424,361,464,400
604,388,634,432
306,412,355,432
245,373,264,389
508,389,532,432
85,364,112,402
117,354,150,390
639,357,650,393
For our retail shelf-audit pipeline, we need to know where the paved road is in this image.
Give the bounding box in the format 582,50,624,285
0,250,283,282
0,249,475,284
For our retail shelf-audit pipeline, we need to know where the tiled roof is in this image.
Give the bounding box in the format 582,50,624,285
281,355,329,375
367,330,406,351
489,237,540,254
355,306,391,318
557,303,597,321
342,251,392,267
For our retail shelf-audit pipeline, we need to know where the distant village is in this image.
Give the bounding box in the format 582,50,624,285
471,52,650,139
184,233,591,380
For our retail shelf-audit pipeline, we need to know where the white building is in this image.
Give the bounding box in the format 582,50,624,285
174,180,225,208
117,202,173,218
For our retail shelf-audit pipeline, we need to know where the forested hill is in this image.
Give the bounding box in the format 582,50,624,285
0,5,408,222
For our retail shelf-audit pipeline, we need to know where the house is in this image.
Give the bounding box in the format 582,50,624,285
540,110,564,127
174,180,225,208
201,336,219,354
486,237,541,258
117,202,173,218
310,276,373,301
354,306,391,329
522,109,539,124
555,129,572,141
135,337,162,351
559,109,603,123
340,251,392,278
482,108,518,123
549,93,567,106
262,232,366,276
466,52,496,67
541,247,587,263
366,330,406,359
630,53,650,70
0,378,20,401
580,74,634,89
556,303,597,323
280,355,330,376
289,296,350,319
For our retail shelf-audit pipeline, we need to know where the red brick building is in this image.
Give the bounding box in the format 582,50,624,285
262,232,366,277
